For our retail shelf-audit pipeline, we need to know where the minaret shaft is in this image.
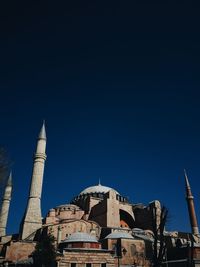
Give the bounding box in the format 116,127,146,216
184,171,199,235
0,173,12,237
187,197,199,234
29,152,46,199
20,123,46,240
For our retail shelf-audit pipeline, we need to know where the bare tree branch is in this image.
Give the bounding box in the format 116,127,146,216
152,205,169,267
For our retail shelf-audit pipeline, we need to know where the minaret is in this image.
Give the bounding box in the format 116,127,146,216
0,172,12,237
184,170,199,235
20,122,47,240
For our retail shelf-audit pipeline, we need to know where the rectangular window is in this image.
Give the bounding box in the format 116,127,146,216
71,263,76,267
86,263,92,267
101,263,106,267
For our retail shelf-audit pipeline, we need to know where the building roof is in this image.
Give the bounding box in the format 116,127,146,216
79,183,119,195
132,228,145,234
133,233,154,242
62,232,98,243
105,231,134,240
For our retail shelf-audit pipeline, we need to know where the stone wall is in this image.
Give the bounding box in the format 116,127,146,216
107,238,150,267
5,241,36,262
59,249,115,267
46,220,101,243
106,191,120,228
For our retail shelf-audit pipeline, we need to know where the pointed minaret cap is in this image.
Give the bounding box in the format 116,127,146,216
7,171,12,186
38,120,46,140
184,169,190,188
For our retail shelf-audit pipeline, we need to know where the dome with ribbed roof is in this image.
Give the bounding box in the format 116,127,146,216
62,232,98,243
79,182,119,196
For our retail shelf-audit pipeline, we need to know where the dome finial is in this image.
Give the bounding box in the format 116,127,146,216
98,178,101,186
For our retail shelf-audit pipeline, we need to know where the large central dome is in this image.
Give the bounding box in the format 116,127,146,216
79,182,119,196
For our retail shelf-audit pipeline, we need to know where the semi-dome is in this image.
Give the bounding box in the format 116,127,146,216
79,182,119,196
62,232,98,243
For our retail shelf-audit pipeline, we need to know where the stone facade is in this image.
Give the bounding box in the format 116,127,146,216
58,250,115,267
45,219,101,244
105,237,150,267
4,241,36,262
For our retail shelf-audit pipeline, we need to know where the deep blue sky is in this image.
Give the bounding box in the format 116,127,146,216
0,2,200,234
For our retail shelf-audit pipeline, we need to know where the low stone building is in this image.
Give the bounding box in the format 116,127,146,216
58,232,115,267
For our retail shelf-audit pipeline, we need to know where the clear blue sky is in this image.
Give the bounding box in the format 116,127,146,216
0,2,200,234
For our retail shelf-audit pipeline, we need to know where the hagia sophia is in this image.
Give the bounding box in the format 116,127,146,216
0,123,200,267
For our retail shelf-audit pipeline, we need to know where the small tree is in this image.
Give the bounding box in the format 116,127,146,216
32,234,56,267
152,205,168,267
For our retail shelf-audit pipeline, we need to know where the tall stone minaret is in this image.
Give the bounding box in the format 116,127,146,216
184,170,199,235
0,172,12,237
20,122,47,240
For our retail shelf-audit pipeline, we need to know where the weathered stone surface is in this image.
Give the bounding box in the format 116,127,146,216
59,250,115,267
5,241,36,262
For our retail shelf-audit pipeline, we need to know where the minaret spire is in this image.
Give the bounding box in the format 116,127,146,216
0,172,12,237
184,170,199,236
184,169,190,188
38,120,46,140
20,122,47,240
